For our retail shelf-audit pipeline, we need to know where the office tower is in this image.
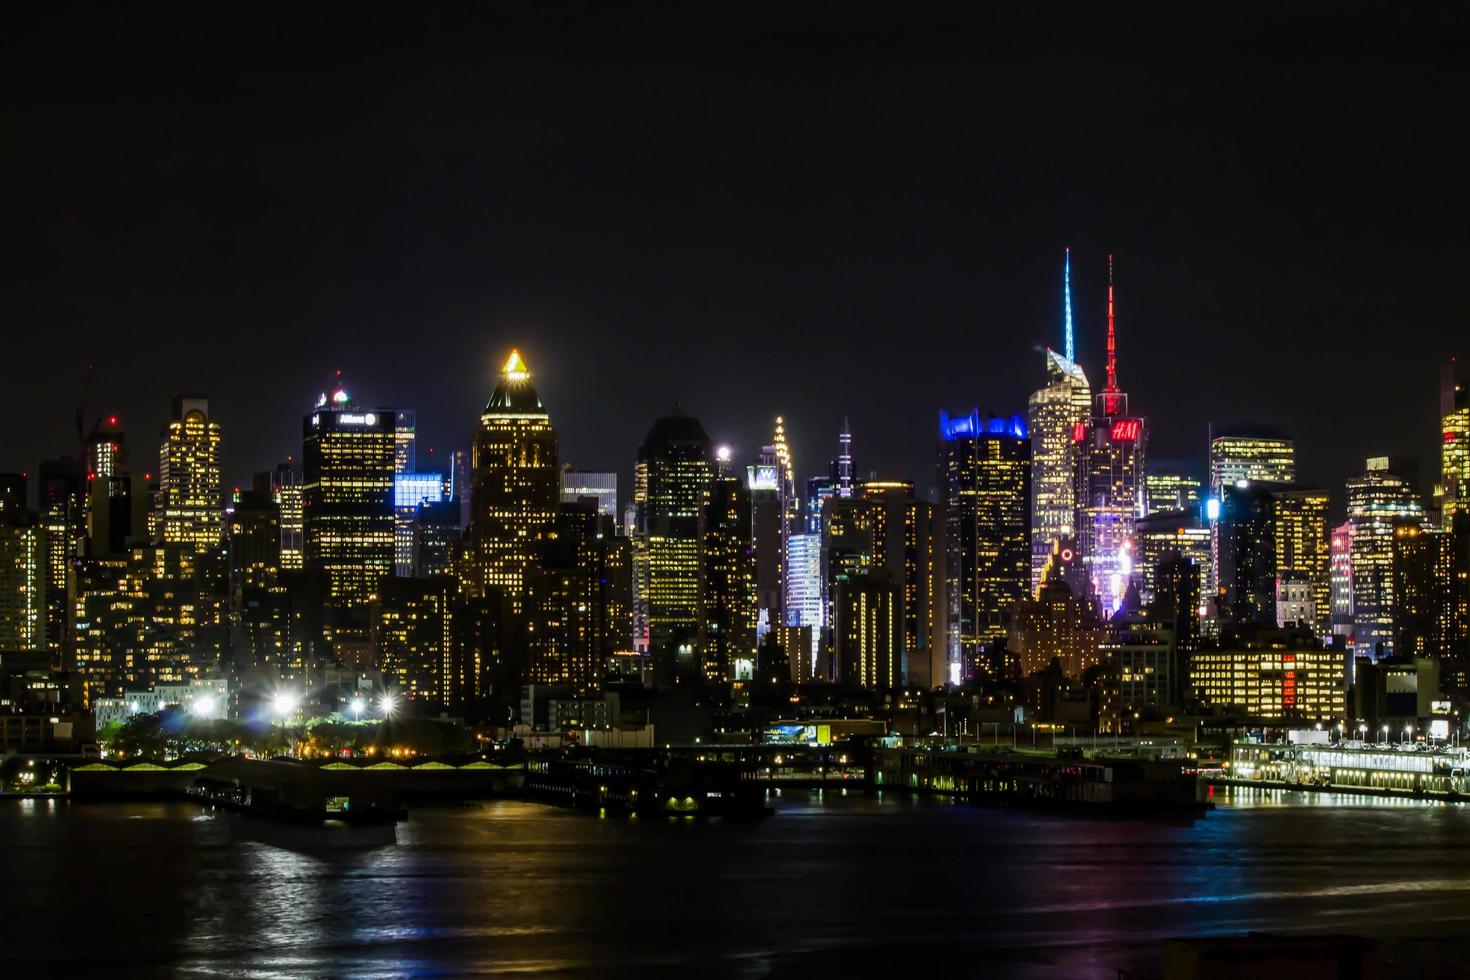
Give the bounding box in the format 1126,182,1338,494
1439,360,1470,518
269,462,304,571
1074,256,1147,618
1188,627,1348,723
1209,426,1295,494
84,415,126,479
158,396,223,554
467,351,559,604
805,474,835,534
634,410,713,684
0,474,24,515
821,494,876,613
748,445,785,641
393,470,446,576
85,472,151,557
702,471,756,682
1343,457,1425,659
1144,460,1203,517
301,378,397,619
858,480,940,687
1329,523,1354,648
414,500,462,578
1215,481,1282,626
372,575,458,707
394,410,416,475
452,448,472,528
226,484,280,596
1028,250,1093,592
939,409,1031,681
1272,488,1331,636
0,511,45,651
1392,516,1470,659
831,570,902,689
1152,551,1203,655
559,468,617,517
784,531,823,679
1135,509,1210,611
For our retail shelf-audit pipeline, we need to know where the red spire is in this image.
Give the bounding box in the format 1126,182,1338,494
1103,253,1120,415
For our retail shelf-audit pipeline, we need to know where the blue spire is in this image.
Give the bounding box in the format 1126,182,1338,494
1063,246,1074,363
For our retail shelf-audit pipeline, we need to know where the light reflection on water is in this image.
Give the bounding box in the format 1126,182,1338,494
1,794,1467,978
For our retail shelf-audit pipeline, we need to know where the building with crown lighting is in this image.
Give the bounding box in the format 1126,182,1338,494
301,379,397,626
467,351,560,605
634,410,713,684
939,409,1031,681
158,396,223,554
1439,361,1470,518
1074,257,1146,619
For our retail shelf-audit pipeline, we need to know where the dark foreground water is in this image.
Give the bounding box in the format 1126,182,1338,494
3,788,1469,978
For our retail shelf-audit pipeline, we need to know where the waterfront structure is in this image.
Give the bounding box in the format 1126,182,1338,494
466,351,560,604
559,468,617,518
1209,426,1295,494
1343,457,1425,658
633,410,713,684
939,409,1030,680
1189,628,1348,722
1074,257,1146,618
157,397,223,554
301,379,397,620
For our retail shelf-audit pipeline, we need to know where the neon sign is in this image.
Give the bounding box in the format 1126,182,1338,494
1071,422,1086,442
1109,419,1140,441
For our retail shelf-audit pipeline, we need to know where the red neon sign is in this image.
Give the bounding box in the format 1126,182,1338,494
1109,419,1140,442
1072,422,1086,443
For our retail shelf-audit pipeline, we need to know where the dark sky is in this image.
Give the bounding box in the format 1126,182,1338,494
4,2,1467,509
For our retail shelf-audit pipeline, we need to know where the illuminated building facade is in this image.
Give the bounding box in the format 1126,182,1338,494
1188,629,1348,723
1073,256,1146,618
394,471,445,576
1029,346,1091,592
270,462,304,572
831,570,902,689
372,575,458,707
559,468,617,517
158,396,223,554
226,486,280,596
702,472,756,682
301,380,397,616
38,457,81,657
1008,575,1103,679
1438,361,1470,518
1208,428,1295,494
634,410,713,684
1344,457,1425,659
1330,522,1354,648
1272,488,1331,636
784,532,823,678
467,351,559,603
85,416,126,480
1144,460,1203,517
1392,518,1469,659
1135,509,1210,612
0,512,45,651
940,409,1031,681
858,480,940,687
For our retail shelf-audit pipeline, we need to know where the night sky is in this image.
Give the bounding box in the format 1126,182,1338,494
5,3,1467,509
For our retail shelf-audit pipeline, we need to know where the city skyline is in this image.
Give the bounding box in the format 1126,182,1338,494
5,5,1467,503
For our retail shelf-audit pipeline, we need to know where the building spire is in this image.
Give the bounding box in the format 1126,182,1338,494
1102,253,1121,415
837,417,853,498
1063,246,1075,363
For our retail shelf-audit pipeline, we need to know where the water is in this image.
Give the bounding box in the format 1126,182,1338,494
2,789,1468,977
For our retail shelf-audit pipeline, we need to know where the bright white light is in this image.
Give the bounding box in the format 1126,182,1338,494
1235,478,1249,489
272,691,299,719
191,694,217,718
378,692,398,717
716,445,733,463
350,697,366,718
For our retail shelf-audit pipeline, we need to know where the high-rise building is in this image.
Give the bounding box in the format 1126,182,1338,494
857,480,940,687
1028,250,1092,593
301,379,397,619
1438,360,1470,518
634,410,713,684
393,471,446,576
831,570,902,689
158,396,223,554
1144,460,1203,517
939,409,1031,681
0,511,45,651
559,468,617,518
38,457,81,658
1009,574,1104,679
748,443,785,642
702,469,756,682
1189,627,1348,723
270,461,304,572
394,410,417,476
1391,516,1469,661
1272,488,1331,637
467,351,559,604
1074,256,1146,618
1343,457,1425,659
1136,508,1210,612
1209,427,1295,495
226,484,280,597
372,575,458,707
784,532,823,679
84,415,126,480
1216,481,1283,627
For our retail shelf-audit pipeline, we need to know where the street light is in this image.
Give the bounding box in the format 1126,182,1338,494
349,697,365,722
190,694,217,719
272,690,299,723
1381,724,1390,745
378,692,397,719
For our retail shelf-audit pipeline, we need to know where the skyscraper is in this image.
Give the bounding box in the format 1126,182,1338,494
1343,457,1425,658
1074,256,1146,617
1028,249,1092,592
1209,427,1296,495
702,468,756,682
1273,488,1331,636
634,410,713,684
270,461,304,572
559,468,617,517
1438,360,1469,518
301,378,397,620
467,351,559,604
0,510,45,651
158,396,223,554
1143,459,1203,517
939,409,1031,681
